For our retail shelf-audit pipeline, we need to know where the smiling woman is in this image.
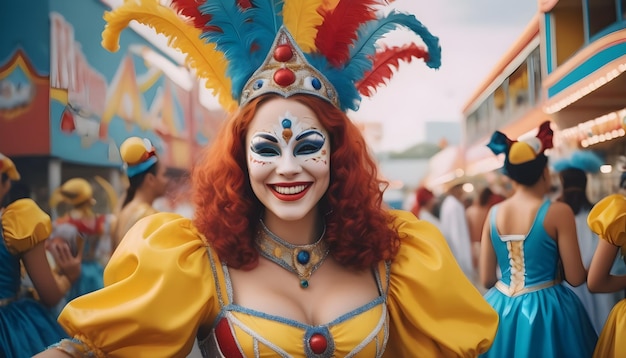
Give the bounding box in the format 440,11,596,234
35,1,498,357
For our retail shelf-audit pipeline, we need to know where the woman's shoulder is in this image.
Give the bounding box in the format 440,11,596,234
120,212,206,247
1,198,52,254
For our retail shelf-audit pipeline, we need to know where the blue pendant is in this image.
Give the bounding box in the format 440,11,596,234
297,250,311,265
300,279,309,288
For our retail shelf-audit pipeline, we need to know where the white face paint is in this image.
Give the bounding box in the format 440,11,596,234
246,98,330,222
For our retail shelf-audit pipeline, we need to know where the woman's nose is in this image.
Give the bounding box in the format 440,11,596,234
275,154,302,176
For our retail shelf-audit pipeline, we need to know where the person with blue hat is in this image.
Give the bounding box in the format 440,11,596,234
111,136,168,252
553,150,625,334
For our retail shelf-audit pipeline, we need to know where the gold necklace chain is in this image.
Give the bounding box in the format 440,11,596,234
255,219,329,289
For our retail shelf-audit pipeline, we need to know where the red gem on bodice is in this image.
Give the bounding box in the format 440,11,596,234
274,68,296,87
309,333,328,354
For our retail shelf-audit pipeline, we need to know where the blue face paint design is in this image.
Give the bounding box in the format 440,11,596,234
294,130,326,156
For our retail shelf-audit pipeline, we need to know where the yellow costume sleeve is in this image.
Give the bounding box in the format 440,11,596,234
588,193,626,247
57,213,219,357
383,210,498,358
1,198,52,254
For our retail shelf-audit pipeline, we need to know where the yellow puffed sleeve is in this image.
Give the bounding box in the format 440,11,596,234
383,210,498,358
588,193,626,247
1,198,52,254
58,213,219,357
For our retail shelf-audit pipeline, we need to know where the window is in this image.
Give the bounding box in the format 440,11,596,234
529,48,542,104
588,0,618,38
508,62,530,115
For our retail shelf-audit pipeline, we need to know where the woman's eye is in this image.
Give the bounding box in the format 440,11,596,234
294,139,324,155
250,143,280,157
250,135,281,157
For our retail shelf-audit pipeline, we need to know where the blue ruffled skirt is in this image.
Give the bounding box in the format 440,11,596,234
0,298,68,358
481,283,597,358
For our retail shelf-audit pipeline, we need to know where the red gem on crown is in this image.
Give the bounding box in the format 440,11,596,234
274,68,295,87
274,44,293,62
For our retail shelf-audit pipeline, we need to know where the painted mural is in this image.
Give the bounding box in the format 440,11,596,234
0,0,226,171
0,50,51,156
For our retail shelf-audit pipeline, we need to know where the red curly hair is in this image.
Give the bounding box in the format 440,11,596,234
192,94,400,270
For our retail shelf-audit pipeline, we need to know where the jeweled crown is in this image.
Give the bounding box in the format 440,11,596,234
240,27,338,108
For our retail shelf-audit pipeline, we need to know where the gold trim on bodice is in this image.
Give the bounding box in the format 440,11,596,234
495,280,560,297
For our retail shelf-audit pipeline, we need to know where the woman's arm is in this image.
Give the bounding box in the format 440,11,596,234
22,241,78,307
588,239,626,293
552,203,587,286
479,213,497,289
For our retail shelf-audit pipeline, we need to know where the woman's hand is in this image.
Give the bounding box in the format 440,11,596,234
49,240,82,283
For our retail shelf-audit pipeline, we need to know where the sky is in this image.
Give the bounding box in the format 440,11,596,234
352,0,538,152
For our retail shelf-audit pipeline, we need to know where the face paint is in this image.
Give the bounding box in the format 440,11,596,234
247,98,330,222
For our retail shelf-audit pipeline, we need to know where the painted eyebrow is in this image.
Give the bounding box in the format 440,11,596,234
254,133,278,143
295,129,323,141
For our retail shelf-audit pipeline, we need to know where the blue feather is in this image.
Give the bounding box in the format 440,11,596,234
248,0,285,63
307,54,360,112
345,10,441,84
199,0,257,98
487,131,510,155
552,150,604,173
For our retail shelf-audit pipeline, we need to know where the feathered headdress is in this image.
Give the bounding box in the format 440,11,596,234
101,0,441,113
487,120,554,185
552,150,604,174
487,121,553,163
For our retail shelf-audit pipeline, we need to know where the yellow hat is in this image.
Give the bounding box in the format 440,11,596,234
120,137,158,177
0,153,20,181
50,178,95,208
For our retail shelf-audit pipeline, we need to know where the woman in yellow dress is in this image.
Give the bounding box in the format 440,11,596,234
587,189,626,357
36,1,498,356
0,153,81,357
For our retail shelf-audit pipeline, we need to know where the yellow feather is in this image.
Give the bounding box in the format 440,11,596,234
321,0,340,11
101,0,237,112
282,0,326,52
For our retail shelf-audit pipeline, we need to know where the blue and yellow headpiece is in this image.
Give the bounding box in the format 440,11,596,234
101,0,441,113
487,121,554,185
120,137,158,178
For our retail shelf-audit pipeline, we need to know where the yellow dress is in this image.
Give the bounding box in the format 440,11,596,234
56,210,498,357
587,194,626,358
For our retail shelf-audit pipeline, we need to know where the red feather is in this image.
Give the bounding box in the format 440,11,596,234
171,0,251,32
356,43,430,97
315,0,382,67
536,121,554,151
170,0,216,32
238,0,252,9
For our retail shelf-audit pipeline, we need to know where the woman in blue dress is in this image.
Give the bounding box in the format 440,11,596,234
0,153,82,357
479,121,598,357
